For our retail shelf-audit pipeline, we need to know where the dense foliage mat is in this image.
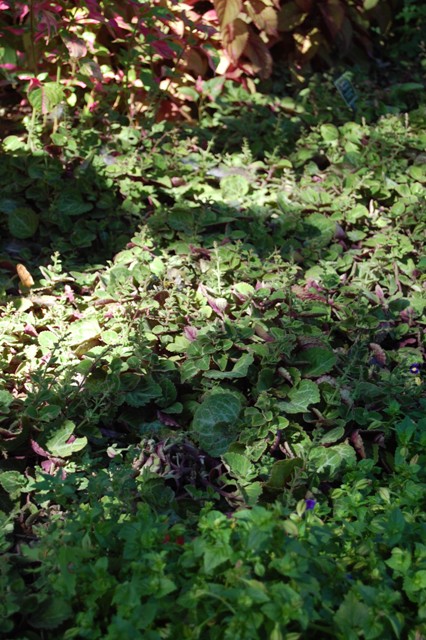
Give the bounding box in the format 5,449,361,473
0,75,425,638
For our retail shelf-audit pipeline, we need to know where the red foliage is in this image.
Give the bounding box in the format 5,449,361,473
0,0,395,121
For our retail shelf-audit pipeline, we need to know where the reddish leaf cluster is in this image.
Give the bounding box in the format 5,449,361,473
0,0,395,121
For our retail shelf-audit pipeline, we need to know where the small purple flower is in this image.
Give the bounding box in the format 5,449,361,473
409,363,421,375
305,499,316,511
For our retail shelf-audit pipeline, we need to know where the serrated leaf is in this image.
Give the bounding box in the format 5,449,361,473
29,597,72,629
204,353,254,379
220,174,250,201
385,547,411,574
308,442,356,474
0,471,28,498
46,420,87,458
191,392,241,456
279,380,320,414
56,190,93,216
157,378,177,408
347,204,369,223
28,82,65,114
8,207,39,239
335,589,370,631
180,359,204,383
265,458,303,490
3,135,27,152
304,213,336,245
67,318,101,346
300,347,337,377
222,452,253,479
203,544,232,573
125,378,163,407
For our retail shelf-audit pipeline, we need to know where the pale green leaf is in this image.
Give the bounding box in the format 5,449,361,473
220,174,250,201
320,124,339,142
67,318,101,346
308,442,356,474
363,0,380,9
46,420,87,458
279,380,320,414
222,452,253,479
0,471,28,498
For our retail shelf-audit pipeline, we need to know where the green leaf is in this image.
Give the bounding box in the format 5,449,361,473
157,378,177,408
304,213,336,246
408,164,426,183
28,82,65,114
29,597,72,629
220,174,250,201
38,404,62,422
385,547,411,574
203,544,232,573
404,570,426,594
204,353,254,379
191,392,242,456
265,458,303,490
181,359,204,383
222,452,253,480
0,389,14,411
8,207,39,239
56,190,93,216
233,282,255,298
363,0,380,8
308,443,356,474
46,420,87,458
320,124,339,142
3,135,27,152
166,336,191,353
395,416,416,445
0,471,28,498
335,589,371,631
241,481,263,505
38,330,59,351
299,347,337,377
125,378,163,407
319,425,345,444
150,256,166,277
347,204,368,223
67,318,101,346
279,380,320,414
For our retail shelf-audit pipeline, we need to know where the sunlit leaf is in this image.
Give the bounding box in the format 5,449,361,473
46,421,87,458
214,0,242,29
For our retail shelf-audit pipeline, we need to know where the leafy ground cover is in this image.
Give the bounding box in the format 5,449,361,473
0,68,425,638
